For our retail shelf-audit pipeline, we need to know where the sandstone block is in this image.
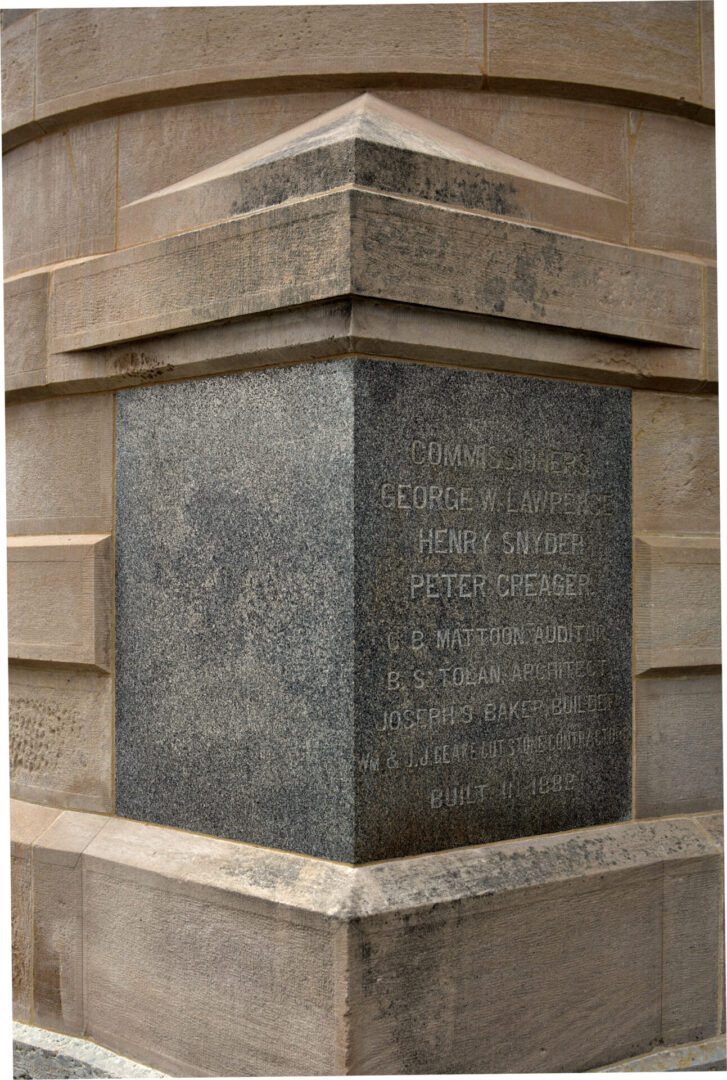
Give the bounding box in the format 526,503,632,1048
49,193,351,353
633,391,719,535
8,535,111,670
3,118,118,277
32,811,108,1034
118,91,353,207
49,189,702,354
10,800,62,1022
487,2,704,113
10,664,113,813
9,802,721,1074
697,812,724,847
349,188,701,347
634,536,721,674
40,298,703,402
82,821,343,1076
598,1035,727,1072
6,393,114,535
1,12,35,139
4,272,49,395
701,2,715,112
635,673,723,817
80,814,720,1074
629,111,715,258
705,266,718,383
383,89,630,203
31,6,483,135
662,856,722,1044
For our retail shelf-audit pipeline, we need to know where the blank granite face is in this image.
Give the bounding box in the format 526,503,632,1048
115,360,632,863
115,365,355,860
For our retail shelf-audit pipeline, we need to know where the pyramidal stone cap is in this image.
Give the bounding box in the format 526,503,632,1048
119,93,626,247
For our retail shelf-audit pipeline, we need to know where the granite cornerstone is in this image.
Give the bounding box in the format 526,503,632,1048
5,4,723,1075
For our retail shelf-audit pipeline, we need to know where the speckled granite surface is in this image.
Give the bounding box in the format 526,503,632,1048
115,359,631,862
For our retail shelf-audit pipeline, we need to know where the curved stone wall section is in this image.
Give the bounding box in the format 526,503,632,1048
2,4,713,151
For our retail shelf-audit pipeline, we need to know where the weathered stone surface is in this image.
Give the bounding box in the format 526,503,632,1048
662,855,722,1046
10,664,113,813
117,90,630,219
29,5,483,136
50,187,703,354
629,111,715,258
633,392,719,536
1,12,36,139
92,813,722,1073
10,800,62,1023
50,191,351,353
704,266,718,383
33,812,107,1035
83,825,342,1076
701,2,715,113
6,394,114,536
635,674,723,818
10,802,721,1075
119,94,627,247
634,537,721,675
8,534,111,669
3,118,118,276
487,2,705,113
697,812,724,848
115,360,631,862
4,271,49,395
38,298,703,403
383,88,630,203
349,188,701,347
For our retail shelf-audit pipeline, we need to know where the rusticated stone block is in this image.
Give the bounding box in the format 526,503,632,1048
8,535,111,670
633,392,719,536
9,664,113,813
635,673,723,817
634,536,721,675
6,394,114,536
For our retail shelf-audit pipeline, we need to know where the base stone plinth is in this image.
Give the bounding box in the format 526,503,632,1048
11,799,723,1076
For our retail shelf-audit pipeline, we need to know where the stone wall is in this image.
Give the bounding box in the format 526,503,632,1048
4,4,722,1074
